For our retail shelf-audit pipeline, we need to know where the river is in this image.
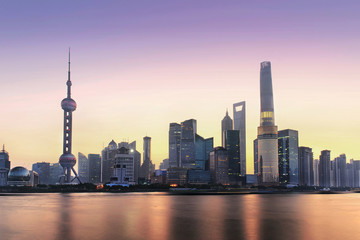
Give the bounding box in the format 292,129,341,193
0,193,359,240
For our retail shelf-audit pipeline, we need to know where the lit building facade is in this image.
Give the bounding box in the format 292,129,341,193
278,129,299,185
180,119,197,169
257,61,278,184
169,123,181,168
111,147,135,185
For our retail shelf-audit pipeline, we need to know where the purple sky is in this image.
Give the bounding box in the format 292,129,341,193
1,0,360,171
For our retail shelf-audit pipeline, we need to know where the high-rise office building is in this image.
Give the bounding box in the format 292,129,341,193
159,159,169,170
180,119,197,169
111,147,135,184
118,141,141,183
195,134,213,170
0,145,10,170
209,147,229,185
257,61,278,184
101,140,118,183
313,159,319,186
333,154,347,188
0,145,10,186
233,101,246,179
32,162,50,185
89,154,101,184
49,163,63,185
353,160,360,188
319,150,331,187
78,152,89,183
298,147,313,186
221,110,233,147
169,123,181,168
224,130,241,184
253,139,258,176
278,129,299,185
140,136,153,180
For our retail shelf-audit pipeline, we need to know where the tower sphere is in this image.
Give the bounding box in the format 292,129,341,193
59,153,76,168
61,98,77,112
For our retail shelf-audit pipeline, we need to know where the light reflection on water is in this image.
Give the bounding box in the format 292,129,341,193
0,193,360,240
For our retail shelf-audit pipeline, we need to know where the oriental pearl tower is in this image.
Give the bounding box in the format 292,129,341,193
59,50,81,184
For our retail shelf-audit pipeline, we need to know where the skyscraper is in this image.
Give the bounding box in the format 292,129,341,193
224,130,241,184
58,51,81,183
313,159,319,186
101,140,118,183
233,101,246,179
221,110,233,147
253,138,258,176
0,145,10,186
209,147,229,185
257,61,278,184
333,154,347,188
298,147,314,186
319,150,331,187
169,123,181,168
32,162,50,185
195,134,213,170
88,154,101,184
78,152,89,183
278,129,299,185
140,136,153,180
180,119,197,169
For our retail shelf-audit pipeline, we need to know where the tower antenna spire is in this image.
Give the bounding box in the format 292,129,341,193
67,47,71,98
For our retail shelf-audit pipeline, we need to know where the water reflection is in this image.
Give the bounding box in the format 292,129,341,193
0,193,360,240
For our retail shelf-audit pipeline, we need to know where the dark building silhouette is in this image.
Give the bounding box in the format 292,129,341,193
298,147,314,186
209,147,229,185
89,154,101,184
319,150,331,187
224,130,241,184
221,110,233,147
78,152,89,183
195,134,213,170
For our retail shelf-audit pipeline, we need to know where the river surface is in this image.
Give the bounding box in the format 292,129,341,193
0,192,359,240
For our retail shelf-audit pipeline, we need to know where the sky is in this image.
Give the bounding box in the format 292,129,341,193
0,0,359,173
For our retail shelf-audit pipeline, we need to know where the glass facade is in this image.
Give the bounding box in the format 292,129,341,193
224,130,241,184
89,154,101,184
209,147,229,185
319,150,331,187
233,101,246,178
257,61,278,184
169,123,181,168
278,129,299,185
195,134,213,170
78,152,89,183
180,119,197,169
298,147,313,186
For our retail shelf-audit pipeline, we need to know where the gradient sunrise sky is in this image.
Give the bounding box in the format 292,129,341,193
1,0,359,173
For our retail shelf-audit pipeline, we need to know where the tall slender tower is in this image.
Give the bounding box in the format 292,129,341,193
233,101,246,180
59,50,81,184
257,61,278,184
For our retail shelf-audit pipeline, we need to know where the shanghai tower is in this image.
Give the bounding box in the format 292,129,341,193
257,61,278,184
59,51,81,184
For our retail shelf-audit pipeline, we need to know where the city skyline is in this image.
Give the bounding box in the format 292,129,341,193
1,1,360,172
